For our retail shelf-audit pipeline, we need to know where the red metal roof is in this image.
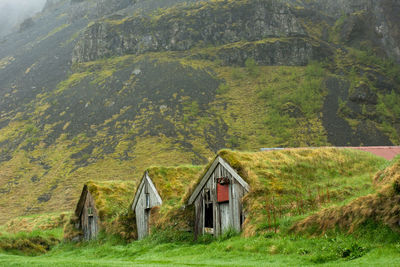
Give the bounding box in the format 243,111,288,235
346,146,400,160
260,146,400,160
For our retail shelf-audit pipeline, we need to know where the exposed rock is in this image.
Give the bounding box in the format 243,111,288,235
349,82,378,104
216,37,332,66
356,120,392,145
380,0,400,62
73,0,307,63
322,76,360,146
19,18,35,33
37,193,52,203
340,12,377,44
299,0,400,62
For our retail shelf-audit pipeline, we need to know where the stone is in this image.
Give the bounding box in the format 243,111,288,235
72,0,307,63
349,82,378,104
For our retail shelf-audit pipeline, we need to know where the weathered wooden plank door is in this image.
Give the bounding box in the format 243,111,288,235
88,216,96,240
136,205,149,239
219,202,230,232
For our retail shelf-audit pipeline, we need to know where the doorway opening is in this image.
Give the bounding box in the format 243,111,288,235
204,189,213,233
88,216,94,240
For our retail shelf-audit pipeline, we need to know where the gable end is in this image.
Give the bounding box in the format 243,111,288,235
75,185,88,218
187,156,249,205
132,172,163,211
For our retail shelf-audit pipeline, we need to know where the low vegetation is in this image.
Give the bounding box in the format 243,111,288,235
292,156,400,235
1,221,399,266
184,148,386,236
1,149,399,266
64,180,135,241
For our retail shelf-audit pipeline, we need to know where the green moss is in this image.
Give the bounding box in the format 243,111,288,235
85,180,136,221
185,148,387,236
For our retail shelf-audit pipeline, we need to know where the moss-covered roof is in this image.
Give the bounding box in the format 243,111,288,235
184,148,387,236
292,157,400,234
132,165,204,209
75,180,136,222
129,165,203,232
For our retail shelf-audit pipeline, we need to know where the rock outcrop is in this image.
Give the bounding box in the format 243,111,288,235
291,0,400,62
73,0,307,63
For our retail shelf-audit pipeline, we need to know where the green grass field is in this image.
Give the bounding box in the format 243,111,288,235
1,151,399,266
1,224,400,266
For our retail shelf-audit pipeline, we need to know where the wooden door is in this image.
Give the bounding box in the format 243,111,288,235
219,202,230,232
88,216,94,240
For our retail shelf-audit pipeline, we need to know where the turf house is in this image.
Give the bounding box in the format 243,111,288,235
131,166,203,240
68,181,135,241
185,148,389,238
131,171,162,240
187,154,250,237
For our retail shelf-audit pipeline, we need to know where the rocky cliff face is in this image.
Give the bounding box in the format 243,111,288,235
291,0,400,62
72,0,400,65
72,0,307,63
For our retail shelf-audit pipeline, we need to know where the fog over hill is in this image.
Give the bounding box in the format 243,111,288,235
0,0,46,37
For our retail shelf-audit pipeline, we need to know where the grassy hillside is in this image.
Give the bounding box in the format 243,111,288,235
1,149,398,265
0,0,400,226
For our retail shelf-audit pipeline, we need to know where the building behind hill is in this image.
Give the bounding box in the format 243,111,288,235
261,146,400,160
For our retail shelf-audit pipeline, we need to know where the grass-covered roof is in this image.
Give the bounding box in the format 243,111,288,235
292,156,400,234
132,165,203,211
129,165,203,233
185,148,387,236
76,180,136,222
147,165,203,202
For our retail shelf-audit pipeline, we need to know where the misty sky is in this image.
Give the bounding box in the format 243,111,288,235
0,0,47,37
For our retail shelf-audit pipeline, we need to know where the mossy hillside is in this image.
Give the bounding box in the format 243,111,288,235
3,212,70,234
0,228,62,256
292,157,400,235
1,0,400,226
0,212,66,255
320,46,400,145
0,54,220,223
184,148,387,236
0,46,397,224
213,61,329,149
0,133,106,223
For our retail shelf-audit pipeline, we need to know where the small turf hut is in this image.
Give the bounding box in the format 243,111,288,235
72,180,135,241
186,154,250,237
185,148,386,238
131,166,203,240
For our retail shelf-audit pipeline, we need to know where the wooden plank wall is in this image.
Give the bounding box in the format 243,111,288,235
193,162,246,237
81,192,99,240
135,178,162,240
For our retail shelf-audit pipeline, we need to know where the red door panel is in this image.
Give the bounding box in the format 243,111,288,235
217,183,229,202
